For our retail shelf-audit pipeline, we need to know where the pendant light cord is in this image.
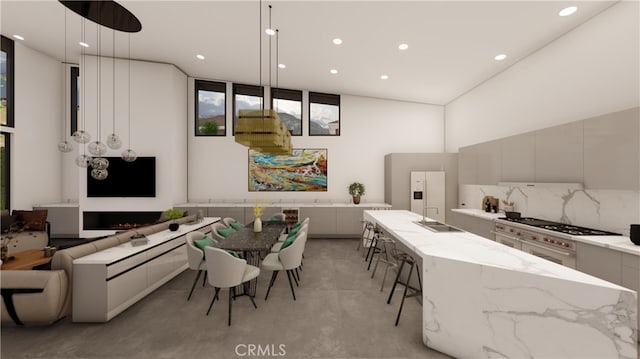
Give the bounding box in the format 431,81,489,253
275,29,279,112
62,8,67,141
128,33,131,150
112,29,116,135
259,0,263,112
97,25,101,141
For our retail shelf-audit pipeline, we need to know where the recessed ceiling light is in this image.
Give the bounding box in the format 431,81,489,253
79,42,90,48
380,75,389,80
333,38,342,45
398,43,409,50
330,69,338,74
278,63,286,69
196,54,205,60
265,28,275,36
494,54,507,61
13,35,24,41
559,6,577,17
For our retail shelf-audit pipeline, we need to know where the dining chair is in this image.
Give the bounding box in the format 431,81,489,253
261,230,306,301
271,224,308,253
278,217,310,242
270,212,286,222
204,246,260,326
185,231,217,300
211,221,234,240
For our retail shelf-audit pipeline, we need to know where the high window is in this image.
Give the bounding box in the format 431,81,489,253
232,84,263,135
195,80,226,136
1,35,14,128
70,66,79,135
271,88,302,136
309,92,340,136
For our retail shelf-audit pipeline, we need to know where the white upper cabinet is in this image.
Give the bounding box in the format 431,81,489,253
535,121,584,183
583,107,640,190
501,133,535,182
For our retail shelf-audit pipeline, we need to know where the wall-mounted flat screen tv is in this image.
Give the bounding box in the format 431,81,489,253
87,157,156,197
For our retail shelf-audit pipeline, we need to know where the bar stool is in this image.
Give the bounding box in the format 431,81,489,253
364,226,385,266
370,237,401,292
386,252,423,326
357,220,376,256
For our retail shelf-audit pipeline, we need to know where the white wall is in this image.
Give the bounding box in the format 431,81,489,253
10,43,63,210
445,1,640,152
73,56,187,235
188,82,444,203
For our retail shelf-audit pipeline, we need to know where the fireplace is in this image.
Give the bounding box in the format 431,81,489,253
83,211,162,230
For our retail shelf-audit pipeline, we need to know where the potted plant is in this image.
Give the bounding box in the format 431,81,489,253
164,208,184,231
348,182,365,205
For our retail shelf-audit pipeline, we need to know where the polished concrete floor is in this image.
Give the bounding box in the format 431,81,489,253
1,239,451,359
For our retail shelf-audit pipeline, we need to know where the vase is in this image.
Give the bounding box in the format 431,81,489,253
352,196,361,205
169,222,180,231
253,217,262,233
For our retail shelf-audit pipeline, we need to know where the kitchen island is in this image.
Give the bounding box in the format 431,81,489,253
364,210,637,359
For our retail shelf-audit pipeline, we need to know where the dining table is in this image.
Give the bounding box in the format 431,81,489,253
215,220,286,296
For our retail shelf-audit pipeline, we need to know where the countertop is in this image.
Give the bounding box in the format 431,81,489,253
455,208,640,257
176,202,392,208
363,210,637,359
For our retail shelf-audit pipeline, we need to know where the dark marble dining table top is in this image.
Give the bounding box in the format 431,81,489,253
216,220,286,252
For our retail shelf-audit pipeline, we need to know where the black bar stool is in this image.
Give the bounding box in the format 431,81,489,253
357,220,376,257
386,252,423,326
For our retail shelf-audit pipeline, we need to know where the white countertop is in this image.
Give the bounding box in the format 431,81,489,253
74,217,219,265
34,203,80,208
176,202,391,208
365,210,627,289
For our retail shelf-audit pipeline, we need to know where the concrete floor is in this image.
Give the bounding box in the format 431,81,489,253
1,238,451,359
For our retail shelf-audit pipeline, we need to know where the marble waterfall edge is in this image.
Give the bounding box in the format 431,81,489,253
422,256,638,359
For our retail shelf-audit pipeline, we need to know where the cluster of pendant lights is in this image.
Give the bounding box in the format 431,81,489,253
57,1,139,180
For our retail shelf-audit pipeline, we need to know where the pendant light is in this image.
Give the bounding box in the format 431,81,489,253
89,25,109,180
72,18,91,145
106,29,122,150
121,33,137,162
58,7,73,153
75,18,92,168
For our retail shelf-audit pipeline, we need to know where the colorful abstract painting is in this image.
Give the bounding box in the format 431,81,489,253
249,149,328,191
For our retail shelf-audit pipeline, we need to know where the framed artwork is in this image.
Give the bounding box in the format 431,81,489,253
249,149,328,192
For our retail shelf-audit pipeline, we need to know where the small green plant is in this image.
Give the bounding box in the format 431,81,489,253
164,208,184,220
348,182,365,197
200,121,219,135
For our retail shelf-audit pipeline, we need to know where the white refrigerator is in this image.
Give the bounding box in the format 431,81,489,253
410,171,445,222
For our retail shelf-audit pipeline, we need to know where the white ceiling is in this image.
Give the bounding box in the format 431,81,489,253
1,0,617,105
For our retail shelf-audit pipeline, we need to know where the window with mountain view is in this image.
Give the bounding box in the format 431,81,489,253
271,88,302,136
1,36,14,128
195,80,226,136
1,133,9,210
309,92,340,136
233,83,263,135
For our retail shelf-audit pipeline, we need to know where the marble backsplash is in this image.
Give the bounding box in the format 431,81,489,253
459,184,640,236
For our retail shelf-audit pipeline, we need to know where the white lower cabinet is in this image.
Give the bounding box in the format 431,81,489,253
576,242,622,284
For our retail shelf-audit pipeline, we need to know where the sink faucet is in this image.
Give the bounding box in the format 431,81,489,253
423,206,439,222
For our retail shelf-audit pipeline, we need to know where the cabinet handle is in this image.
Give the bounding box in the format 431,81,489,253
523,241,574,257
491,231,520,242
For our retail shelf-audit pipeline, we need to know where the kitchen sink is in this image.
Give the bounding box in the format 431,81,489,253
414,220,463,232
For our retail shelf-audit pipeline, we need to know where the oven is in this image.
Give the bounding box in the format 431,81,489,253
494,219,577,269
521,241,576,269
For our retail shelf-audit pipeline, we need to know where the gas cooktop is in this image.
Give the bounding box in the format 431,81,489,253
500,217,621,236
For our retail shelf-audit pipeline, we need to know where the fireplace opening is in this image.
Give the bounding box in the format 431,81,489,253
83,211,162,230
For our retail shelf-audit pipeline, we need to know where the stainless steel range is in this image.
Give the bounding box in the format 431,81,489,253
493,217,621,269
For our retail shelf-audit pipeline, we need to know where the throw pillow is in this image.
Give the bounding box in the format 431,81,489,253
288,226,300,238
230,222,243,230
217,227,236,238
193,235,216,251
281,234,296,250
225,250,240,258
12,210,48,231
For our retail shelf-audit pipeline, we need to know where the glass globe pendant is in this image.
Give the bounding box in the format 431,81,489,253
121,148,137,162
91,168,108,180
91,157,109,170
75,154,93,168
72,130,91,144
57,140,73,153
88,141,107,156
106,133,122,149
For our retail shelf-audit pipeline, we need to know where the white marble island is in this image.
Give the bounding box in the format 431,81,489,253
364,210,637,359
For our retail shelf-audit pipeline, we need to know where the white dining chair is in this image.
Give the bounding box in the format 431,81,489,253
261,230,306,301
204,246,260,326
185,231,217,300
